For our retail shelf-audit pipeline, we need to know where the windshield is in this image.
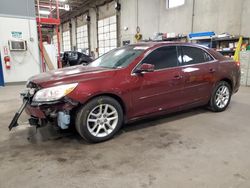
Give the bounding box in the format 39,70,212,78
88,46,146,69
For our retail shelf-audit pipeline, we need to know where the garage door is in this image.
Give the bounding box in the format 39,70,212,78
76,25,89,54
62,30,71,52
98,15,117,56
52,35,58,53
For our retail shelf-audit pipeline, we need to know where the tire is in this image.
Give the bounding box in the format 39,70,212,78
81,61,88,66
75,96,123,143
209,81,232,112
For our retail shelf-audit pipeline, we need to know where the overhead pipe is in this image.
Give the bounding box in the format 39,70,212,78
191,0,196,33
37,0,46,72
56,0,62,68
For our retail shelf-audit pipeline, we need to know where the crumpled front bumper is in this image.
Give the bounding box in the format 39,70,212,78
9,89,78,130
25,104,46,118
8,90,31,130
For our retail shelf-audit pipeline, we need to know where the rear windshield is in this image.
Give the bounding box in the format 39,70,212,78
64,52,78,60
88,46,147,69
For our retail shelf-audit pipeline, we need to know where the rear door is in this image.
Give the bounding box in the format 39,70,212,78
179,46,218,105
130,46,185,118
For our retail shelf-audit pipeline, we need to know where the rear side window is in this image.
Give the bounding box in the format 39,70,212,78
180,46,213,65
141,46,178,70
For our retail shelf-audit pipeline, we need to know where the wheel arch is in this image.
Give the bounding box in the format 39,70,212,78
83,93,127,117
220,78,233,90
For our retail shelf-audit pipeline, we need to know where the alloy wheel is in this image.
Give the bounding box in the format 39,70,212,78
87,104,118,137
215,85,230,109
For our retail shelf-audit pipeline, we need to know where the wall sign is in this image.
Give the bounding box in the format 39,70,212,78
11,31,23,39
3,46,8,55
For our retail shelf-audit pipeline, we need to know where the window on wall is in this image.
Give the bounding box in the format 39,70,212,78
168,0,185,8
62,31,71,52
76,25,89,54
98,15,117,56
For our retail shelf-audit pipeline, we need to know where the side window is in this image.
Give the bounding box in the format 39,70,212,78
142,46,178,70
181,46,213,65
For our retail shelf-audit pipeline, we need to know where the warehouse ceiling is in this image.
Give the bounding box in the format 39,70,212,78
36,0,90,16
36,0,113,22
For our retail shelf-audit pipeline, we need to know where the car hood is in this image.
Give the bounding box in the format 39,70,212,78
28,65,114,88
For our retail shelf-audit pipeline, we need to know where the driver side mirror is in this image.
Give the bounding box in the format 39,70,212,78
135,63,155,74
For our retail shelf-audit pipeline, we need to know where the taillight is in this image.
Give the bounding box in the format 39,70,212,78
235,61,240,67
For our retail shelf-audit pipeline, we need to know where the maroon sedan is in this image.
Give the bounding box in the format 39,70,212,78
9,42,240,142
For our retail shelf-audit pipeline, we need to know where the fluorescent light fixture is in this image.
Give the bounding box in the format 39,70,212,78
39,10,50,15
59,0,66,2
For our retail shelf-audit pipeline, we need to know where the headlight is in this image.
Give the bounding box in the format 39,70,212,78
33,83,78,102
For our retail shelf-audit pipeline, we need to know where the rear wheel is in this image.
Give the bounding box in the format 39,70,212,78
75,96,123,143
209,81,232,112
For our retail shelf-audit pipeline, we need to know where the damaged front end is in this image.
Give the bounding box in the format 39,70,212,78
8,90,31,130
9,82,79,131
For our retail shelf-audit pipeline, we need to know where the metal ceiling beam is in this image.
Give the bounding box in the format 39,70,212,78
60,0,114,23
60,0,92,22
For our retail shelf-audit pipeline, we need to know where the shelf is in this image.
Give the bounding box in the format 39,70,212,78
189,36,249,42
189,37,214,41
213,37,248,42
162,36,187,41
216,50,235,54
36,17,60,25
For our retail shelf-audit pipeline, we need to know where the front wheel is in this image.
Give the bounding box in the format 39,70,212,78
75,96,123,143
209,81,232,112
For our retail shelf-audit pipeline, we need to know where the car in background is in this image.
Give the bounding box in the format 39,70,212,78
9,42,240,143
62,51,93,67
59,52,64,62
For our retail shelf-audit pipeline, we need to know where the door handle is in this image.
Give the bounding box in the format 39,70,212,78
173,75,183,80
209,68,216,73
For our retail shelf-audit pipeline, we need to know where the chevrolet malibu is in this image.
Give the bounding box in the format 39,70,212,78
9,42,240,143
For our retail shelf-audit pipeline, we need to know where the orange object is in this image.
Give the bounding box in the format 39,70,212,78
235,61,240,67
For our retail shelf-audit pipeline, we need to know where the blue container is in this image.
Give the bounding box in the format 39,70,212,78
189,32,215,39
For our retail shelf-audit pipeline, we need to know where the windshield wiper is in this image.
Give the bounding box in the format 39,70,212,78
99,66,115,69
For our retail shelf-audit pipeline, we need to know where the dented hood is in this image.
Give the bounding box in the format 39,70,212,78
28,65,115,88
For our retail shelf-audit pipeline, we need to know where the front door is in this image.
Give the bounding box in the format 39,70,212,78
130,46,185,118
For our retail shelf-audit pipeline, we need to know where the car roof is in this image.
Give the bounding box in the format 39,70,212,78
126,41,225,60
129,41,209,49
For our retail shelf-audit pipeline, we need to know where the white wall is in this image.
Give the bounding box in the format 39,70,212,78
59,0,250,53
98,1,116,19
71,18,77,49
120,0,137,43
89,8,98,58
0,17,40,83
120,0,194,42
193,0,243,35
120,0,250,42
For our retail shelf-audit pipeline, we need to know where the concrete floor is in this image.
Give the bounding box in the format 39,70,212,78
0,85,250,188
